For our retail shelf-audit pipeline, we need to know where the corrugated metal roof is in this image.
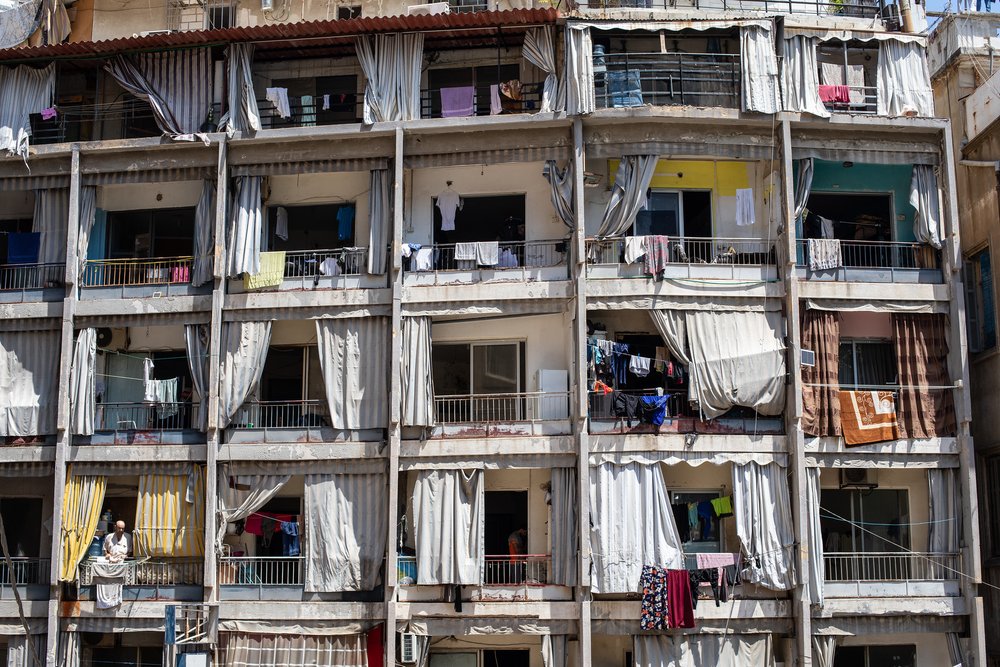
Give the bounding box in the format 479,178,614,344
0,7,559,62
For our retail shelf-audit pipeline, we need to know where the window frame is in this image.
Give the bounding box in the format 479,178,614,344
669,488,725,554
964,246,996,354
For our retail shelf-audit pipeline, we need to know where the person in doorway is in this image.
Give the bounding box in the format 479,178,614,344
103,520,131,562
508,527,527,583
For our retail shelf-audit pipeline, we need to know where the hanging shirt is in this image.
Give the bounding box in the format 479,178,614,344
630,355,650,378
336,205,355,241
143,358,156,402
735,188,755,226
436,188,462,231
265,87,291,118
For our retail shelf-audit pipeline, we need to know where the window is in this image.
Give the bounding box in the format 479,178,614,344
206,1,234,29
965,247,996,353
833,644,916,667
804,193,893,244
820,488,910,553
816,41,877,111
432,194,525,244
336,4,361,18
88,644,163,667
484,491,528,584
0,498,42,558
267,203,356,251
105,208,196,259
427,65,520,118
985,454,1000,558
670,490,723,554
632,190,712,240
266,75,359,127
430,655,477,667
0,218,35,265
838,339,896,389
432,342,525,421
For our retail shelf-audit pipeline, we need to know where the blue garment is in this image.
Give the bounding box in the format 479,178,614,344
611,342,630,385
639,395,669,426
280,521,300,557
336,205,355,241
7,232,39,264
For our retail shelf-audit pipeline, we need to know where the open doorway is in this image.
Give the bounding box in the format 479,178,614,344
482,650,531,667
485,491,527,584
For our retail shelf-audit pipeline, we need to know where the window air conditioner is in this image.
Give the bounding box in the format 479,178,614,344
400,633,418,663
840,468,877,489
407,2,449,14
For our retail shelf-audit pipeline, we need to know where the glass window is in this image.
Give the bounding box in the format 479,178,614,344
964,248,996,354
430,654,477,667
820,488,910,553
838,339,896,389
670,490,723,554
833,645,916,667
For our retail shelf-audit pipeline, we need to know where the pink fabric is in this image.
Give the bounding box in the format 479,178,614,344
818,85,850,103
40,107,57,120
695,552,739,569
440,86,475,118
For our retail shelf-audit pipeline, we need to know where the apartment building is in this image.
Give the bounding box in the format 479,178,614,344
0,0,984,664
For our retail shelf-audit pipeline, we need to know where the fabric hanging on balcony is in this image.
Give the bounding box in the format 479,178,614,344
782,36,830,118
221,43,261,134
596,155,658,238
910,165,943,249
550,467,578,587
0,329,59,437
0,0,44,50
76,186,97,275
565,25,595,116
59,470,107,581
805,467,825,606
7,634,46,667
793,158,813,221
812,636,838,667
523,27,564,113
227,176,263,277
541,635,568,667
192,180,216,287
590,461,683,594
33,187,68,266
134,465,205,558
216,463,290,552
218,632,367,667
104,47,213,135
184,324,210,431
802,310,840,437
543,160,574,230
649,310,786,420
304,472,387,592
57,630,80,667
31,0,71,47
928,468,961,556
315,317,389,430
70,328,96,437
741,25,781,114
877,39,934,118
412,469,484,585
354,33,424,124
367,168,390,275
733,461,795,591
401,316,435,427
892,313,956,439
634,633,775,667
0,63,54,161
947,633,967,667
219,320,272,428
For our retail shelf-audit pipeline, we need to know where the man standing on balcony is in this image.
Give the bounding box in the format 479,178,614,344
508,527,527,583
103,521,131,562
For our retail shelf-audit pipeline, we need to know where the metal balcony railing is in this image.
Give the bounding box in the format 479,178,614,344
403,240,569,275
0,263,64,291
483,555,550,586
586,237,776,267
96,402,193,431
30,98,167,145
0,558,49,585
255,96,360,129
81,257,194,288
580,0,884,17
79,558,204,586
595,53,741,109
218,556,303,586
823,552,960,582
821,85,878,115
588,390,687,421
228,400,330,430
282,248,369,279
796,239,941,271
420,82,544,119
434,391,571,424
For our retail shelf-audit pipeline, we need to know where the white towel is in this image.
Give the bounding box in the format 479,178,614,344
323,94,331,111
265,87,291,118
275,206,288,240
319,258,342,276
497,248,519,268
624,236,647,263
736,188,755,227
96,581,122,609
490,84,502,116
629,355,650,378
143,358,155,402
153,377,179,419
454,242,477,260
476,241,500,266
808,238,842,271
414,247,434,271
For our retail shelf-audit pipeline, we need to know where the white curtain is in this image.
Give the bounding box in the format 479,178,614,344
877,39,934,118
227,176,263,277
812,636,838,667
367,169,390,275
741,25,780,114
541,635,567,667
34,188,69,266
565,26,595,116
596,155,658,238
650,310,786,420
304,472,387,592
184,323,210,431
57,630,80,667
219,632,367,667
216,464,290,552
0,63,54,160
401,316,435,427
733,462,795,591
0,330,59,437
928,469,961,565
315,318,389,430
805,467,825,606
6,635,44,667
355,34,424,124
634,634,774,667
218,321,272,428
523,27,563,113
76,186,97,275
412,469,483,585
782,36,830,118
192,180,216,287
910,165,943,249
221,43,261,134
590,461,683,594
70,328,96,436
794,157,814,221
550,467,577,587
543,160,574,230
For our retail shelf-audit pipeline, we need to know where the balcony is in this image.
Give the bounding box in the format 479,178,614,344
586,237,778,282
229,247,385,293
80,257,208,299
588,390,784,435
403,240,569,286
78,558,204,601
397,554,562,601
579,0,884,17
431,391,571,438
0,557,50,600
420,82,544,119
795,239,943,283
0,263,64,303
88,403,197,446
218,556,302,600
823,552,961,598
821,85,878,115
595,53,741,110
225,400,338,444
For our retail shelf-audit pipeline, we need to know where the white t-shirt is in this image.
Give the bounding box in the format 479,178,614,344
436,189,462,232
104,532,130,555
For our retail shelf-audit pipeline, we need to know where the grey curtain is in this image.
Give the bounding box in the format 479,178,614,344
649,310,691,366
928,468,961,570
0,63,54,160
57,631,80,667
367,169,390,275
947,633,967,667
910,165,943,249
635,634,774,667
565,26,595,116
221,43,261,134
812,636,838,667
549,467,577,587
733,461,795,591
0,330,59,437
355,34,424,124
596,155,658,238
218,321,272,428
315,318,389,430
104,47,213,135
76,186,97,275
192,180,216,287
219,632,367,667
523,27,563,113
6,634,45,667
227,176,263,277
543,160,574,230
794,157,814,221
184,324,210,431
806,467,825,606
70,328,96,436
304,472,387,592
34,188,68,266
741,25,780,114
877,39,934,118
401,316,435,427
541,635,567,667
412,469,483,585
216,463,290,552
782,36,829,118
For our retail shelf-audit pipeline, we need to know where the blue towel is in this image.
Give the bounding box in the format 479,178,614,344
612,342,630,385
7,232,39,264
280,521,300,557
639,395,669,426
336,205,355,241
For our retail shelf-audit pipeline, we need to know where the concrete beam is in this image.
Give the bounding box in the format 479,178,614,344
815,597,968,616
795,280,949,303
403,281,573,304
218,442,384,461
804,437,959,455
0,302,63,320
591,599,791,620
588,433,788,454
73,295,213,317
66,445,208,462
585,279,784,301
0,446,55,464
396,602,580,619
218,601,386,620
223,287,392,312
399,436,576,460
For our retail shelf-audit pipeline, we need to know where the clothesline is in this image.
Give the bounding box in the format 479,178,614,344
588,340,676,368
804,382,957,390
819,511,957,527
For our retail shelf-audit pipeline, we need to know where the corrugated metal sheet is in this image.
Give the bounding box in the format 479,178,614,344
0,8,559,62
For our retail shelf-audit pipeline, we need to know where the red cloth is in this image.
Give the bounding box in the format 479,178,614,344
667,569,695,628
366,624,383,667
243,512,293,536
818,85,850,103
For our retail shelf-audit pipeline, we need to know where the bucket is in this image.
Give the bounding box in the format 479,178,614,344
85,536,102,559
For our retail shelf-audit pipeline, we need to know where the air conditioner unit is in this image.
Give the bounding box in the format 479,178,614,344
840,468,877,489
407,2,449,14
400,633,418,663
261,0,273,10
96,328,128,351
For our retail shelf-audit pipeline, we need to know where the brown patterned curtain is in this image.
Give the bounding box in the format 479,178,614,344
802,310,841,437
892,313,957,439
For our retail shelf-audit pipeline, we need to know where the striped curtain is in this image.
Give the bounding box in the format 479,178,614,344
69,328,96,436
893,313,956,439
219,321,272,428
134,466,205,558
0,329,60,437
549,468,577,587
219,633,366,667
0,63,54,160
801,310,840,437
191,180,216,287
59,470,107,581
226,176,263,277
33,188,69,266
221,43,261,134
315,318,389,430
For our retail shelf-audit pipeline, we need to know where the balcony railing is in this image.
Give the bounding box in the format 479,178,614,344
0,263,64,292
96,402,194,431
79,558,204,586
580,0,883,17
595,53,741,109
256,96,360,130
588,388,783,434
589,390,686,422
824,552,960,581
228,400,330,430
81,257,194,288
396,555,551,586
0,558,49,585
434,391,571,424
796,239,941,271
282,247,368,280
403,240,569,275
821,86,878,115
587,237,776,267
218,556,303,586
420,82,544,119
30,98,165,145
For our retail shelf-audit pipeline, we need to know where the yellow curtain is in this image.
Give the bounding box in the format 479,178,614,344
134,466,205,558
59,469,107,581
